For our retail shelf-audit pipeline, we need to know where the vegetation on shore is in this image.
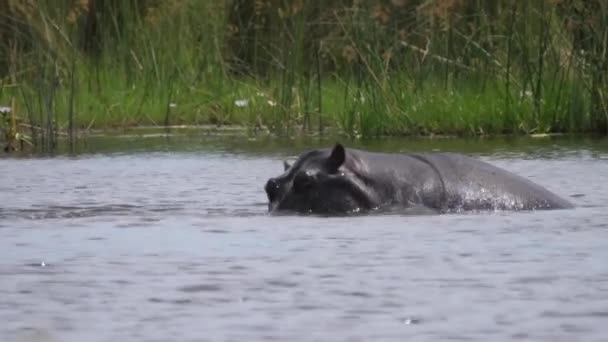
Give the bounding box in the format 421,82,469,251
1,0,607,150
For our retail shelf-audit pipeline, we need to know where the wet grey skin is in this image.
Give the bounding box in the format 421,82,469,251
264,143,574,215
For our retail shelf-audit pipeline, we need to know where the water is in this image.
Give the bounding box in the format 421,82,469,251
1,135,608,342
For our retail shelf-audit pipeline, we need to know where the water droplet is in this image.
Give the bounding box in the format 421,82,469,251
401,317,420,325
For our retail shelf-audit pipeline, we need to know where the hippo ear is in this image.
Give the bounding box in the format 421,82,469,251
283,160,292,171
327,143,345,172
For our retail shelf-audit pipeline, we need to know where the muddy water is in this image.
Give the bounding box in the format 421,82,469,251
1,135,607,342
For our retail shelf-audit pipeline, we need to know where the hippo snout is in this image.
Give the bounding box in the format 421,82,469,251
265,178,280,202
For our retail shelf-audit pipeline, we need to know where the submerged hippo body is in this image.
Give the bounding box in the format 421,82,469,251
264,144,573,215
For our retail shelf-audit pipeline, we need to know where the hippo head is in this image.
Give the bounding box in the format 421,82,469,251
264,144,375,215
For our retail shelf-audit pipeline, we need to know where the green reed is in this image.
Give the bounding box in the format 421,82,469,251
0,0,607,152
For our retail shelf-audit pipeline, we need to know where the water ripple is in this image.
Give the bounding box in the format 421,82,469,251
1,149,608,342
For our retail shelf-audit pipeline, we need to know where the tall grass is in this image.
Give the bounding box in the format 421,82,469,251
0,0,607,152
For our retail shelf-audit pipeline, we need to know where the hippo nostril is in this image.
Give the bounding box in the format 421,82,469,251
265,178,280,202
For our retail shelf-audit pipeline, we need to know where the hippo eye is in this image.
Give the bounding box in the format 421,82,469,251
293,171,315,192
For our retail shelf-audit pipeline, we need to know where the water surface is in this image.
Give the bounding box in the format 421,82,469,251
1,135,607,342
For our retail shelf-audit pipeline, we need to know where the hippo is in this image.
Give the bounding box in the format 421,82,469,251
264,143,573,215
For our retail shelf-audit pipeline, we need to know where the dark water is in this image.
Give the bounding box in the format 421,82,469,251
1,134,608,342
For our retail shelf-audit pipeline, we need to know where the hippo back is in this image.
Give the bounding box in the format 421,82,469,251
412,152,573,211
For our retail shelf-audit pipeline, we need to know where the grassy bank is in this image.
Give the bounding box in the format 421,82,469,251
1,0,607,150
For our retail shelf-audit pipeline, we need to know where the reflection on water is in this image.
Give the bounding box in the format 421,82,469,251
1,135,608,342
